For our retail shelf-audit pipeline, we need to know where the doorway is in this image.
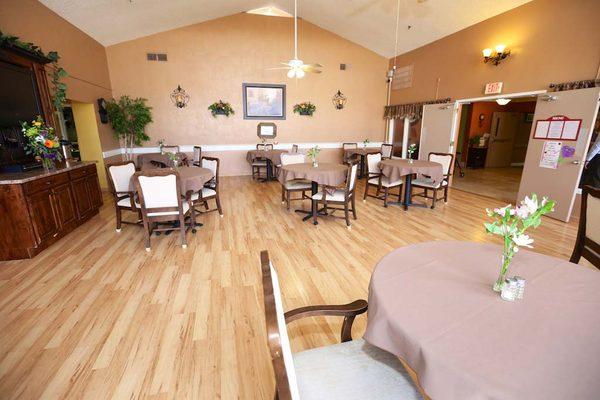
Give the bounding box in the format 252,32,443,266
452,96,537,203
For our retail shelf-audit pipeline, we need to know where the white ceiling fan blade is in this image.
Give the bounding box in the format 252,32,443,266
302,63,323,69
266,67,292,70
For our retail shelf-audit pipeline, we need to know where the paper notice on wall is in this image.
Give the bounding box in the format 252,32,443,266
562,121,580,140
534,121,550,138
539,141,562,169
547,121,563,139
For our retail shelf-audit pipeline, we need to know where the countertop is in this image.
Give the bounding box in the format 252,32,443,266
0,161,97,184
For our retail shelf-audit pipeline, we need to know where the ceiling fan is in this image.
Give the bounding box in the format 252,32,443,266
270,0,322,78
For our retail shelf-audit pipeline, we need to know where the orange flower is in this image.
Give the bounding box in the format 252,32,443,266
44,139,54,148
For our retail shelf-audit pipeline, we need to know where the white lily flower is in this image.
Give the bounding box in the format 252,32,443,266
521,196,538,215
515,206,530,219
494,205,515,216
512,233,534,248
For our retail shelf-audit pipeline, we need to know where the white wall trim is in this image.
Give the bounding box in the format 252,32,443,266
455,90,548,104
103,141,383,158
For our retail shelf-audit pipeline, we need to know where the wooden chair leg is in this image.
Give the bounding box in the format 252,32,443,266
344,203,351,228
281,185,286,203
115,206,122,232
351,195,357,220
179,214,187,248
444,186,449,203
286,190,291,211
312,200,318,225
215,194,223,216
383,187,389,208
431,188,437,209
142,220,151,251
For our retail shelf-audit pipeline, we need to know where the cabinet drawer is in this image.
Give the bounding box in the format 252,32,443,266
69,164,97,180
23,172,69,194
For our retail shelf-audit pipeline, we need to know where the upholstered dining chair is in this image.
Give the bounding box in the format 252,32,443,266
280,153,311,211
192,146,202,167
342,143,359,165
570,185,600,269
363,153,403,207
410,152,453,209
259,250,423,400
253,144,269,180
161,145,180,154
191,156,223,217
311,162,358,228
106,161,142,232
133,169,196,251
381,144,394,159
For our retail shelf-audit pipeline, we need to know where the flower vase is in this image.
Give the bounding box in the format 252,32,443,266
41,157,55,172
312,159,318,168
408,158,414,164
493,253,512,292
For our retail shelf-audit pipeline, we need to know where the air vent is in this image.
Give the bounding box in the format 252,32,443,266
146,53,168,62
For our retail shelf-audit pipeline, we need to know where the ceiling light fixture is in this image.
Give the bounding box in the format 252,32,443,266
246,6,292,18
496,98,511,106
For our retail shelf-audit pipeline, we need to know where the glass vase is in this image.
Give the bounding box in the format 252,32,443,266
312,159,318,168
493,253,512,292
41,157,55,172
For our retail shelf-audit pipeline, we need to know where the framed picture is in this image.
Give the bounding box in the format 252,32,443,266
257,122,277,139
243,83,286,120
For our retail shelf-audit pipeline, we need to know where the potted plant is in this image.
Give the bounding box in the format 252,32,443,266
156,138,165,153
307,146,321,167
363,138,370,148
485,194,555,293
106,95,153,161
21,116,63,170
407,143,417,162
293,102,316,116
208,100,234,117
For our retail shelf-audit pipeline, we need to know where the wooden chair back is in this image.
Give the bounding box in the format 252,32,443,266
193,146,202,165
106,161,136,196
570,185,600,269
133,169,185,222
291,144,299,153
342,143,358,150
162,145,180,154
280,153,306,166
265,143,274,151
345,162,359,197
429,152,454,177
257,143,266,150
381,144,393,159
260,250,301,400
201,156,219,189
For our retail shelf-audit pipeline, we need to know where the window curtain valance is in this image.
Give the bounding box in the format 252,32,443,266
549,79,599,92
384,98,451,121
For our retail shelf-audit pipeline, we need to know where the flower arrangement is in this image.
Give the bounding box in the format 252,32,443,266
293,102,316,116
21,116,63,169
208,100,234,117
156,138,165,153
485,194,555,292
307,146,321,167
363,138,370,148
407,143,417,160
166,152,180,167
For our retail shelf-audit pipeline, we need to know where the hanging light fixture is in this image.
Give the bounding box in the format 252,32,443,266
496,98,511,105
170,85,190,108
332,90,347,110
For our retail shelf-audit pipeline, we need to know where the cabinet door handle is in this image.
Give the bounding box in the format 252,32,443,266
52,232,58,238
46,181,52,185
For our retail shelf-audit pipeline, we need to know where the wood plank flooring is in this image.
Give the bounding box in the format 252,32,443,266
452,166,523,203
0,176,585,399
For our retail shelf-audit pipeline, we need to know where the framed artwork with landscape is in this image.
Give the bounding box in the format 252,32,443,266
243,83,286,120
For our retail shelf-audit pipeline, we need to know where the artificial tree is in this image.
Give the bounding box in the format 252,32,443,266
106,96,153,161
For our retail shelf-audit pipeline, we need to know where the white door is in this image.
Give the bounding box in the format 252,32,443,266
420,103,457,159
486,112,520,168
517,87,600,222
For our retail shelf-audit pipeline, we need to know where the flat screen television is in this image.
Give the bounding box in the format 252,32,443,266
0,61,41,128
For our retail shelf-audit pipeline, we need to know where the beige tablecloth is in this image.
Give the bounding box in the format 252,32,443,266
132,167,213,195
246,149,289,165
137,152,188,169
364,241,600,400
379,159,443,184
279,163,347,187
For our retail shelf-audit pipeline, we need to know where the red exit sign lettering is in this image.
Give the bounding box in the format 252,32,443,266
484,82,503,94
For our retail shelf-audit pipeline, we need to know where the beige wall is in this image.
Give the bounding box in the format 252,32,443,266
106,13,388,174
0,0,118,151
389,0,600,104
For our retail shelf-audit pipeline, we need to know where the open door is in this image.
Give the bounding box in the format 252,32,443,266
486,112,520,167
419,103,456,159
517,87,600,222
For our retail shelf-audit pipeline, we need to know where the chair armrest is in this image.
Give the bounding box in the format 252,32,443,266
284,300,368,343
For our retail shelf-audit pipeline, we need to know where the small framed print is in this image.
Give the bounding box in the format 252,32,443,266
257,122,277,139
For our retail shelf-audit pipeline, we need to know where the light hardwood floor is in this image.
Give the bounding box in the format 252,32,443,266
452,166,523,203
0,176,584,399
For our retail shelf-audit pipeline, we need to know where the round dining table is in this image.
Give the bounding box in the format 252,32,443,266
246,149,289,181
137,152,188,169
279,162,348,223
343,147,381,178
379,158,443,209
364,241,600,400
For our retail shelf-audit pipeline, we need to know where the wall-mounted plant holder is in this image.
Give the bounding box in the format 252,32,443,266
208,100,234,117
293,102,316,116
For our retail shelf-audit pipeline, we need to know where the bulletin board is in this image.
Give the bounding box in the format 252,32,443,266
533,115,581,141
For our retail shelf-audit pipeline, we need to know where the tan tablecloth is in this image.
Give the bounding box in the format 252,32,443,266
279,163,347,187
379,159,443,184
246,149,289,165
137,152,188,169
364,241,600,400
132,167,213,195
343,147,381,157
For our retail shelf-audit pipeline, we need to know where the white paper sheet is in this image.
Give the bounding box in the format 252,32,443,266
539,141,562,169
561,121,580,140
534,121,550,138
547,121,564,139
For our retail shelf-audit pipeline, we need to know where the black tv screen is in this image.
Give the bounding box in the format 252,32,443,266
0,62,41,128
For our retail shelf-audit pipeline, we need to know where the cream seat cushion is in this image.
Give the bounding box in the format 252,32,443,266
294,338,422,400
368,177,403,188
285,180,311,190
190,188,217,200
147,202,189,217
117,196,140,208
312,190,346,202
411,178,447,189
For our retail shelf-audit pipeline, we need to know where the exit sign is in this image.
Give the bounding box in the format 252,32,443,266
484,82,503,94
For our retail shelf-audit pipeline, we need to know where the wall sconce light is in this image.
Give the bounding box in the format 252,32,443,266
332,90,347,110
170,85,190,108
482,44,511,66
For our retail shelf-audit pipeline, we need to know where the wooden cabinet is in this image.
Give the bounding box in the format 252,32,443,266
467,146,488,169
0,163,103,260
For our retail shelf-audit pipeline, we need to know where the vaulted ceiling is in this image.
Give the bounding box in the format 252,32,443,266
40,0,531,57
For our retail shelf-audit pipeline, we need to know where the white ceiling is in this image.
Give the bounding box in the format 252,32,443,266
40,0,531,57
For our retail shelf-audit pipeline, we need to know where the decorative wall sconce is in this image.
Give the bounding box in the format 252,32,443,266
482,44,511,66
332,90,347,110
97,98,108,123
170,85,190,108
